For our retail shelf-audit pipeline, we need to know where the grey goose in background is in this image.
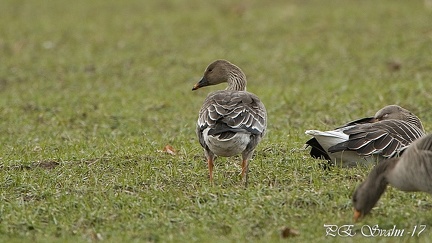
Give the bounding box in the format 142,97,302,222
305,105,425,167
192,60,267,185
352,133,432,221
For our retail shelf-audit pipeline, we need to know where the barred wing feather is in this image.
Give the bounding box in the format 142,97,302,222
197,90,266,136
328,120,425,158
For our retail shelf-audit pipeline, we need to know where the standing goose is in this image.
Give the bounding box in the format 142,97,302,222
192,60,267,185
352,133,432,221
305,105,425,167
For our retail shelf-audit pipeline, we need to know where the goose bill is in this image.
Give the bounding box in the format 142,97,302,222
192,77,209,90
353,209,362,222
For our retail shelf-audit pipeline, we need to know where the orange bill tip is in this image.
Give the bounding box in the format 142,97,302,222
353,209,362,222
192,83,200,90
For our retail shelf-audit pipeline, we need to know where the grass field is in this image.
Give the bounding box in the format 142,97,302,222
1,0,432,242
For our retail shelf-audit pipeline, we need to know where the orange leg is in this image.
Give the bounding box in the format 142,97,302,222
241,159,249,187
208,158,214,183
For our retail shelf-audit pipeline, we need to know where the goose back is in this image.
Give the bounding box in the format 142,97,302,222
196,90,267,152
387,134,432,193
328,119,425,158
305,105,425,166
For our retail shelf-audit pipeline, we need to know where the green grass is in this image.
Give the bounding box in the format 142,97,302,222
1,0,432,242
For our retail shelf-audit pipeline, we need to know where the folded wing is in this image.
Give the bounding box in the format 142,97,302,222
328,120,425,158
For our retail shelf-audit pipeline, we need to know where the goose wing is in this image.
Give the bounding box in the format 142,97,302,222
196,90,267,146
328,119,425,158
336,116,377,129
306,116,376,160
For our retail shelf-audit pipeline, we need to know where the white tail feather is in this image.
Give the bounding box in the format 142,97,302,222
305,130,349,152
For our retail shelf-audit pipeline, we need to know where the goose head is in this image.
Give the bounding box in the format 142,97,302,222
192,60,247,91
374,105,424,130
352,157,398,221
